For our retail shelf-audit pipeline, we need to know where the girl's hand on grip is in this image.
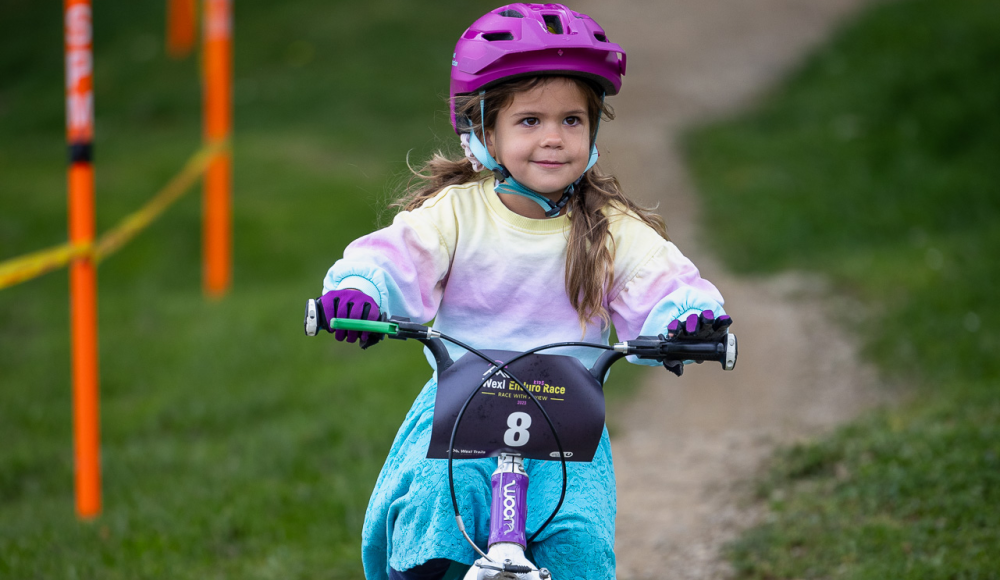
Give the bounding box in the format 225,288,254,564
666,310,732,342
662,310,733,376
319,289,382,348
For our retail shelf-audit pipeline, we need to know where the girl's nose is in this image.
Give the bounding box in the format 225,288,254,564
539,126,564,147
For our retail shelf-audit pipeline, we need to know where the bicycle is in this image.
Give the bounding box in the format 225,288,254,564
304,299,737,579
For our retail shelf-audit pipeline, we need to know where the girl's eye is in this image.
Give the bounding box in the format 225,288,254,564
520,117,539,127
564,116,581,126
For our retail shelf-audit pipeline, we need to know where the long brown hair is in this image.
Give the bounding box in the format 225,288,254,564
394,76,667,329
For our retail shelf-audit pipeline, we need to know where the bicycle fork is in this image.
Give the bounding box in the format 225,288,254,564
463,453,551,579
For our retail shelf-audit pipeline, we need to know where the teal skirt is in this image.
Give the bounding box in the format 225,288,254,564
361,377,617,580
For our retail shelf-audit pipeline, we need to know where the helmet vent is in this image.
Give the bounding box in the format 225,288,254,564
542,14,564,34
498,9,524,18
594,33,607,42
482,32,515,41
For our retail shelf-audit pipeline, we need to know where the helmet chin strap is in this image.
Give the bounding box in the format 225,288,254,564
466,91,602,218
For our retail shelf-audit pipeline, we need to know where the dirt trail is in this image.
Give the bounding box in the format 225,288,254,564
567,1,884,578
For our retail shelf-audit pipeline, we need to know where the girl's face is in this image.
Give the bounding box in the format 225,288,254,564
486,78,592,198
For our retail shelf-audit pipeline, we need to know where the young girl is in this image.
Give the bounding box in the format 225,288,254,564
318,4,729,579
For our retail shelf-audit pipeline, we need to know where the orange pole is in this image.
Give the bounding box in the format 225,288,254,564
167,0,197,58
202,0,232,297
65,0,101,519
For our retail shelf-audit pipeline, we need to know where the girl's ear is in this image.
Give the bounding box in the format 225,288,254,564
485,129,496,157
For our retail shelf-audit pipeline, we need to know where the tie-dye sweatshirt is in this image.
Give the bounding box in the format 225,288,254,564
323,177,725,368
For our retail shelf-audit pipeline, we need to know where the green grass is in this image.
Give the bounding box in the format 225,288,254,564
685,0,1000,577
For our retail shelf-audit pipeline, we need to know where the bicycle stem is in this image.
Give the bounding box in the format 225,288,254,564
489,453,529,549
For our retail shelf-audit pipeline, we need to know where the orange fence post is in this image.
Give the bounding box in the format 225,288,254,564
65,0,101,519
166,0,197,58
202,0,232,297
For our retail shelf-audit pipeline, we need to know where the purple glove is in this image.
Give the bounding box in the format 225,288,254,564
319,288,382,347
662,310,732,376
666,310,732,341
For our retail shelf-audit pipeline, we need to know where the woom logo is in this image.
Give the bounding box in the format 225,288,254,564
502,479,517,533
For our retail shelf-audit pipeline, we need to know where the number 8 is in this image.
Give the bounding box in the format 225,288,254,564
504,412,532,447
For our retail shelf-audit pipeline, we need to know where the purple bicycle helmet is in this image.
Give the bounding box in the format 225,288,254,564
450,3,627,132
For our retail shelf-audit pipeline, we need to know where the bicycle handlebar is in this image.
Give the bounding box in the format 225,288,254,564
304,298,738,374
620,334,738,371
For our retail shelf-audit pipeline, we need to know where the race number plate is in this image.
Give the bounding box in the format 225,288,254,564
427,350,606,462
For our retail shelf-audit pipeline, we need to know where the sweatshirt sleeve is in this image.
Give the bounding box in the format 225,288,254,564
609,236,726,366
322,203,455,325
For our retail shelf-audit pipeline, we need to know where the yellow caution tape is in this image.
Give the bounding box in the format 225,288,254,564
0,140,229,291
0,242,91,290
93,140,227,262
